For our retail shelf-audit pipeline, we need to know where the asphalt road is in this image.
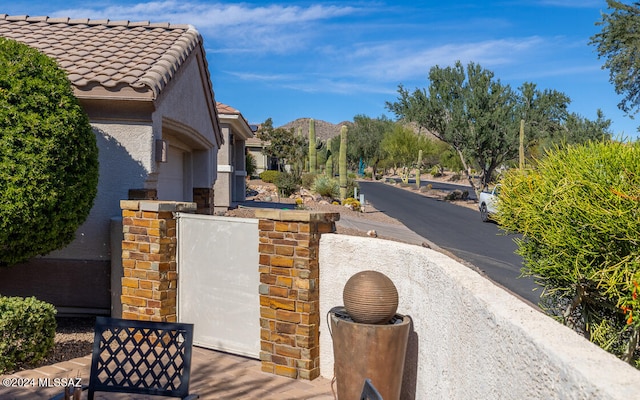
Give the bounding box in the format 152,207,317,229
358,180,541,305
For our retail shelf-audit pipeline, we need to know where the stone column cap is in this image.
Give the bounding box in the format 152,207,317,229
120,200,197,213
255,209,340,223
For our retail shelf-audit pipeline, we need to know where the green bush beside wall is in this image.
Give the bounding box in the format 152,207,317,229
0,296,57,373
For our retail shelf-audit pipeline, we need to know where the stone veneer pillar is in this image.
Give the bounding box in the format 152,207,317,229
192,187,214,215
255,209,340,380
120,200,196,322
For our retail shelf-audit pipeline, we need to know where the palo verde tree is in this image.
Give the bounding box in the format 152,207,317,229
0,38,99,266
561,110,612,145
347,115,393,179
386,61,572,192
516,82,571,159
381,124,433,184
496,141,640,367
591,0,640,124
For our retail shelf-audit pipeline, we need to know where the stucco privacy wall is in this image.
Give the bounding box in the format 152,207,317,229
319,234,640,399
50,123,153,260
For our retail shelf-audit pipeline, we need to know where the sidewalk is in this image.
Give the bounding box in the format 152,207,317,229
237,199,433,248
337,213,431,247
1,347,335,399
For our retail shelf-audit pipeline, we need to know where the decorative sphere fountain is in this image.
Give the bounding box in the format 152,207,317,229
329,270,410,400
343,270,399,324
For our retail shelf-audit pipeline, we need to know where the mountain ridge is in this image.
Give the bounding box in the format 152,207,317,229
278,118,353,141
277,118,439,142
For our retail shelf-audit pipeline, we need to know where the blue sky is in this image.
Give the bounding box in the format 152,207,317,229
4,1,638,138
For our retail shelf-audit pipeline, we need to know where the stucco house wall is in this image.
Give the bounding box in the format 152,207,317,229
214,103,254,213
246,136,271,175
0,15,221,313
50,123,153,261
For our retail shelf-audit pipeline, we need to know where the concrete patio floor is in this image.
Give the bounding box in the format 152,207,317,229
0,346,335,399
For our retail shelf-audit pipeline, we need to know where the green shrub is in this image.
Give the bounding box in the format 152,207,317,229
275,172,300,197
245,152,257,178
0,38,99,266
301,173,317,190
312,175,339,198
496,141,640,366
429,165,442,177
259,170,280,183
0,296,57,373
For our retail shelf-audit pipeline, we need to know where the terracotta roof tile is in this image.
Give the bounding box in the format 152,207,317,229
216,102,241,115
0,14,205,100
216,102,254,139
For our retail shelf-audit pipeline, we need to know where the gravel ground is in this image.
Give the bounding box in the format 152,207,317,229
11,175,478,374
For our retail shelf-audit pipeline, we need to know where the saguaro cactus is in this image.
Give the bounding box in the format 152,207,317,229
339,125,348,200
326,151,333,178
416,149,423,189
309,118,317,174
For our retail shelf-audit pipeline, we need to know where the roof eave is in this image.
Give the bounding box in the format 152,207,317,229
191,31,223,148
219,114,254,140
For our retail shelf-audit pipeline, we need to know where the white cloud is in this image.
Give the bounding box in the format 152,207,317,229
337,37,546,83
224,71,299,82
222,34,575,95
534,0,603,8
53,1,358,54
48,1,600,98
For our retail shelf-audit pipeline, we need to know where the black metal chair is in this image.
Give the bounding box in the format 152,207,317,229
360,378,383,400
51,316,198,400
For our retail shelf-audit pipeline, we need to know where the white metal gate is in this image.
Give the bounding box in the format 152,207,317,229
176,213,260,358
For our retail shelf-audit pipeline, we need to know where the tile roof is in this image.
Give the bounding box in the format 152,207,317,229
216,102,254,139
216,102,241,115
0,14,204,100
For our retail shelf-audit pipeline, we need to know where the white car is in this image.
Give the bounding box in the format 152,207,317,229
478,184,500,222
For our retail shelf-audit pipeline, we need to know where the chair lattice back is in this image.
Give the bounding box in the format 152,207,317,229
360,378,383,400
88,317,195,399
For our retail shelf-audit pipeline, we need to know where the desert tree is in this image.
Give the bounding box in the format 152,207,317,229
591,0,640,127
386,61,572,192
347,114,393,179
256,118,308,177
